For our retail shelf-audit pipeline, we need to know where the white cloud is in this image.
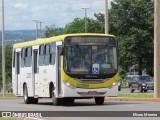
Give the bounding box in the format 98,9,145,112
14,3,28,9
2,0,113,30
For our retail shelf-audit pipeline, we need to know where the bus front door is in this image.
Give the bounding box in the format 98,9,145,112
56,46,62,96
33,49,38,96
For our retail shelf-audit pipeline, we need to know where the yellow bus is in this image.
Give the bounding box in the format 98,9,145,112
12,33,119,105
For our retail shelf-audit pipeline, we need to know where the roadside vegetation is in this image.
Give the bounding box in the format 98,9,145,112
0,93,16,98
0,118,22,120
118,94,154,98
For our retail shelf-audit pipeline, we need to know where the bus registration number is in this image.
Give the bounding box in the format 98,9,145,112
88,91,97,95
77,83,89,88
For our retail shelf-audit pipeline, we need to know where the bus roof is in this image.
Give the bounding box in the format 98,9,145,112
13,33,115,49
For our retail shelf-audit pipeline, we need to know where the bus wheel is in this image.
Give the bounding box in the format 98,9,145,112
52,98,62,106
23,84,32,104
63,98,75,105
95,97,104,105
32,98,38,104
52,88,61,105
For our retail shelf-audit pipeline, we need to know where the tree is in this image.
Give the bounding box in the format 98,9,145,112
109,0,154,75
64,14,105,34
44,25,64,38
0,46,12,87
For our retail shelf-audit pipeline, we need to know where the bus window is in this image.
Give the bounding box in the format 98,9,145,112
44,44,50,65
25,47,32,67
39,45,45,66
21,48,25,67
50,42,56,65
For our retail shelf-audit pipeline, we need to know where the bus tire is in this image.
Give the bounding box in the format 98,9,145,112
53,98,62,106
63,98,75,105
95,97,104,105
32,98,38,104
23,84,32,104
52,87,62,105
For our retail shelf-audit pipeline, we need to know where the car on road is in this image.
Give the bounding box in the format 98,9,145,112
128,75,154,93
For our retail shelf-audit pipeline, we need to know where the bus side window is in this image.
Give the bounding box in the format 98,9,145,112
21,48,25,67
50,42,56,65
25,47,32,67
39,45,45,66
44,44,50,65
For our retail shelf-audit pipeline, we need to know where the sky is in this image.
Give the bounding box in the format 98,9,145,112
0,0,112,30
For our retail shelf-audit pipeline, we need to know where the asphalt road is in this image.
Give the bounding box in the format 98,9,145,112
0,98,160,120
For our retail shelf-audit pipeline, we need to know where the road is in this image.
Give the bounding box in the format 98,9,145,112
0,98,160,120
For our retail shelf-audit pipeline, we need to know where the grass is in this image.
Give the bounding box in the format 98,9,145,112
0,93,16,98
0,118,22,120
118,93,154,98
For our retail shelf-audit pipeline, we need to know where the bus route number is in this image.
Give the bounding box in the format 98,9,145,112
77,83,89,88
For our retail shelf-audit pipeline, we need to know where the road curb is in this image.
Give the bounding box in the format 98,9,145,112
106,97,160,102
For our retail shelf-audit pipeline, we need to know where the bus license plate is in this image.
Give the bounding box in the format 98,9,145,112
88,91,97,95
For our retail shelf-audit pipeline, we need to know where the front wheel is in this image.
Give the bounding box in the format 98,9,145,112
95,97,104,105
52,87,62,106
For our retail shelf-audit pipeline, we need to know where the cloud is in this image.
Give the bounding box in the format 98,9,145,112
2,0,113,30
14,3,28,9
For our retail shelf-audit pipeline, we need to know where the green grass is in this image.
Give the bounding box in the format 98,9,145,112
118,94,154,98
0,117,22,120
0,93,16,98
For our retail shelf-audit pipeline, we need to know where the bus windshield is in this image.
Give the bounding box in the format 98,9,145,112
64,45,117,75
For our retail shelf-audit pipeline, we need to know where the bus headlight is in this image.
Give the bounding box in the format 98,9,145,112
108,81,118,89
64,81,76,89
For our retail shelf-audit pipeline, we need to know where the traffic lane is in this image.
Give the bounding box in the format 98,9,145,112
119,88,154,94
0,98,160,111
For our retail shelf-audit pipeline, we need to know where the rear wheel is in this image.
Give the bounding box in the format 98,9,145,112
95,97,104,105
23,84,32,104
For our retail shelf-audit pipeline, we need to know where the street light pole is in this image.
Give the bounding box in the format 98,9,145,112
104,0,108,34
33,20,39,39
82,8,89,33
1,0,6,98
154,0,160,98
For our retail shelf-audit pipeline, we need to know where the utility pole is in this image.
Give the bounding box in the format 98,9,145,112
39,21,43,38
33,20,40,39
154,0,160,98
82,8,89,33
104,0,108,34
1,0,6,98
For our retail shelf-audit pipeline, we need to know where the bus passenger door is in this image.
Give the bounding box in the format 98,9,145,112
32,49,38,96
56,46,62,96
15,51,21,95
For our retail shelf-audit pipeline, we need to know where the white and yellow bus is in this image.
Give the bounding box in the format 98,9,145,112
12,33,119,105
